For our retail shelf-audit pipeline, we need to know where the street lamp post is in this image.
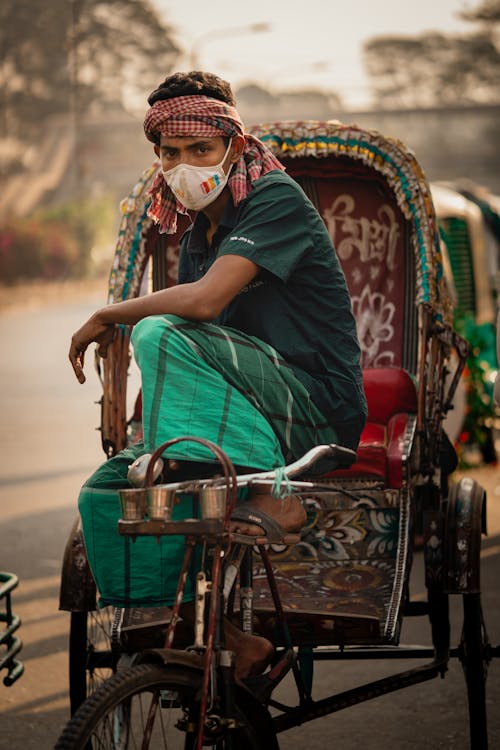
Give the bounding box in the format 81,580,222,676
188,22,271,69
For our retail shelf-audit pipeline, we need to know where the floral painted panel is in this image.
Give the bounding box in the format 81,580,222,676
252,558,393,619
267,494,400,563
249,486,408,645
315,177,407,368
250,558,393,644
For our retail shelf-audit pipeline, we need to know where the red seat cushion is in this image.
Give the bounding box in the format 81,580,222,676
363,368,417,423
339,422,387,479
330,368,417,487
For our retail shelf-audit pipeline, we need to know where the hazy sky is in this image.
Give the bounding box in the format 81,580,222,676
151,0,475,108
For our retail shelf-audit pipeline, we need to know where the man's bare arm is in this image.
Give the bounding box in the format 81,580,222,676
69,254,259,383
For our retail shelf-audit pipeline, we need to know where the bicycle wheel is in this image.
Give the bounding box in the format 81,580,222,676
460,593,489,749
56,662,277,750
69,607,116,715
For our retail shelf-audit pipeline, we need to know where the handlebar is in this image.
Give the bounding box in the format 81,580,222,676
234,443,355,483
128,442,356,495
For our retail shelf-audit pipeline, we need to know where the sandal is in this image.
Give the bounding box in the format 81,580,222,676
229,503,302,545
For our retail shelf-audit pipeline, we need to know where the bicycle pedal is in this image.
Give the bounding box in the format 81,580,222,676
242,648,296,702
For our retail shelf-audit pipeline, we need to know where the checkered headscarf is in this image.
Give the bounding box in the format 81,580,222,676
143,95,285,234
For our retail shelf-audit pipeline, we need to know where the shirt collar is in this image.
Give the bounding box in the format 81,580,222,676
185,198,238,255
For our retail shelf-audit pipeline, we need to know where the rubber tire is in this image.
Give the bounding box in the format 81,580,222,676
69,609,116,715
461,593,488,749
56,662,277,750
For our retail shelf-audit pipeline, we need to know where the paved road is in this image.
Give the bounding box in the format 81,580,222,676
0,294,499,748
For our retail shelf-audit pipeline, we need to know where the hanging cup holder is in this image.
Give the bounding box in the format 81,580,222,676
143,436,238,525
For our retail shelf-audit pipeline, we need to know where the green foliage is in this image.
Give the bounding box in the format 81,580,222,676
454,315,498,466
0,195,117,283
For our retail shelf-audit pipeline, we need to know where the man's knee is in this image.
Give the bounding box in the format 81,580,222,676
131,314,191,358
83,444,145,490
132,314,182,345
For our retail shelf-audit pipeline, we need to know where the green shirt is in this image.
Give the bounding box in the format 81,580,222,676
177,170,367,436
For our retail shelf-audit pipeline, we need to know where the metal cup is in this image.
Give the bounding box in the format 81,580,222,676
119,488,147,521
199,485,227,520
147,486,176,520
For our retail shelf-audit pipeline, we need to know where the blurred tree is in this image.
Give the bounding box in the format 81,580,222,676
363,0,500,108
460,0,500,23
0,0,179,149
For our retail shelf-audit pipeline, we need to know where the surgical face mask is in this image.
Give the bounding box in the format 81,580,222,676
162,140,233,211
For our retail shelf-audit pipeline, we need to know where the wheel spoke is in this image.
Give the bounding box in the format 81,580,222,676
70,607,117,715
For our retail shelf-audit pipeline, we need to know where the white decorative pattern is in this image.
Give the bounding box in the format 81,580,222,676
351,286,396,367
324,195,400,271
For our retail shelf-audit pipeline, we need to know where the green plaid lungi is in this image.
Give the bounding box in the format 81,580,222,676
131,314,339,469
78,314,340,608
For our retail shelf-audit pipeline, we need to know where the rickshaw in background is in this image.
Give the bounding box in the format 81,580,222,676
431,181,500,467
58,120,497,748
0,572,24,687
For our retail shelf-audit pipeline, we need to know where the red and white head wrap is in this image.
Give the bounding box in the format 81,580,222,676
143,95,285,234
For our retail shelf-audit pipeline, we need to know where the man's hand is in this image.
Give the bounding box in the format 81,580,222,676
68,254,259,383
69,315,115,384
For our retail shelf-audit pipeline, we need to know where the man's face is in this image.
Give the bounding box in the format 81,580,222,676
154,135,231,173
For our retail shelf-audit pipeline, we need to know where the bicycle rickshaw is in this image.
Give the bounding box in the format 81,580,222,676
431,182,500,466
57,120,497,748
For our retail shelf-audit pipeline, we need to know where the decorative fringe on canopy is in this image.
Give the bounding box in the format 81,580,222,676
108,162,159,304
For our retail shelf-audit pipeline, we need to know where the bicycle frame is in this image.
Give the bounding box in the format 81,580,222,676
114,438,497,747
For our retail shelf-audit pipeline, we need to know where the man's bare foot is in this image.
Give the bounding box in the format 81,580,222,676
229,488,306,538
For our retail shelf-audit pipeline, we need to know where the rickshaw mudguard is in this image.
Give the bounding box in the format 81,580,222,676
426,477,486,594
443,477,486,594
59,516,98,612
134,647,205,673
424,477,486,593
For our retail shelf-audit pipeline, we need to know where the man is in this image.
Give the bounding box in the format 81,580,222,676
69,71,367,677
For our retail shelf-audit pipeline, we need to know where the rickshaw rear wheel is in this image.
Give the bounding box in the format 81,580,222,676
460,593,489,749
56,663,277,750
69,608,116,715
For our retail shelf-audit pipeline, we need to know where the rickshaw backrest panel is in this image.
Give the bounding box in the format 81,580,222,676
281,158,418,374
